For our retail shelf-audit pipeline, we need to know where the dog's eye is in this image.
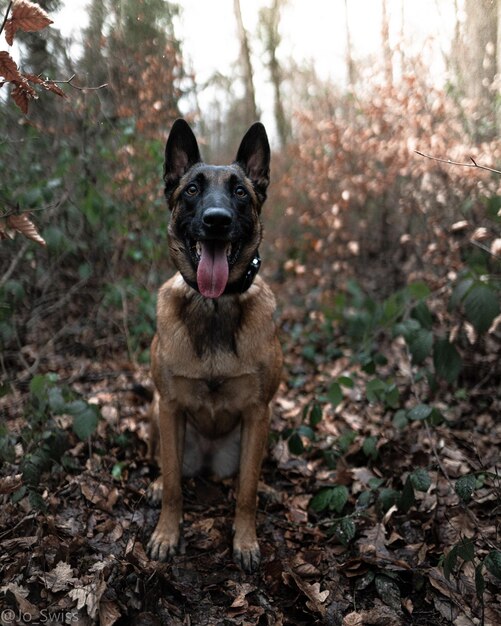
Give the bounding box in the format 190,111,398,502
234,186,247,199
185,183,199,197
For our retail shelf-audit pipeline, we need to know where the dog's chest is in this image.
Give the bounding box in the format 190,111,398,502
170,373,259,438
178,293,243,358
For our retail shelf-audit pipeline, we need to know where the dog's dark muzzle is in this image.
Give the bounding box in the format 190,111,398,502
201,207,233,236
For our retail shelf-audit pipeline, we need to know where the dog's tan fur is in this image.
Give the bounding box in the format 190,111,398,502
147,120,282,572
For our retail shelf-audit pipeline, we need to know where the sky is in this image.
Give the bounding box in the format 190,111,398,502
54,0,457,141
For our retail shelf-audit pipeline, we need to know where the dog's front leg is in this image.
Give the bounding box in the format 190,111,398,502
233,404,270,573
148,397,185,560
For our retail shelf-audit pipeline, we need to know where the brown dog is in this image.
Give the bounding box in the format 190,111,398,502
147,119,282,572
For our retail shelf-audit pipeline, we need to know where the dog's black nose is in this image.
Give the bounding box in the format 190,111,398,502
202,207,232,229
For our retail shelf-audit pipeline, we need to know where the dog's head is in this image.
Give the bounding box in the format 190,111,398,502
163,119,270,299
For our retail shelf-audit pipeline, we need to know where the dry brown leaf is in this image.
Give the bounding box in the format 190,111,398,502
227,582,255,615
285,571,329,617
11,81,36,115
0,474,22,494
99,601,121,626
343,602,402,626
24,72,66,98
0,583,40,619
5,0,53,45
7,212,46,246
0,51,21,81
42,561,78,592
69,579,106,620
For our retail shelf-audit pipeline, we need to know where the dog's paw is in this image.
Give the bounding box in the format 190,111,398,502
233,539,261,573
147,525,181,561
147,477,163,505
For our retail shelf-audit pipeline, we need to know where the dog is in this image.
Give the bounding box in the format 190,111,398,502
147,119,282,572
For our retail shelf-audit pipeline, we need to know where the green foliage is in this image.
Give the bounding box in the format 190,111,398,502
365,378,400,409
310,485,349,514
323,274,499,392
1,374,100,510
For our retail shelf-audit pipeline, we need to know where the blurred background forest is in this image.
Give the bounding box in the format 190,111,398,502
0,0,500,370
1,1,501,624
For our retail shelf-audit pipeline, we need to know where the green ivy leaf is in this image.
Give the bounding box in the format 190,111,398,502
363,436,378,460
329,485,349,513
308,402,323,427
366,378,386,404
463,284,500,334
67,400,100,441
377,488,400,513
443,546,458,580
484,550,501,579
410,468,431,492
48,387,66,413
288,432,305,455
408,403,433,421
456,538,475,563
12,486,27,504
455,474,477,502
111,462,126,480
407,281,431,300
433,339,462,383
333,516,356,546
338,429,357,453
392,409,408,429
328,382,343,407
310,487,333,513
28,489,47,511
407,328,433,365
449,277,474,310
475,563,485,602
411,300,433,330
384,383,400,409
399,477,415,513
337,376,354,389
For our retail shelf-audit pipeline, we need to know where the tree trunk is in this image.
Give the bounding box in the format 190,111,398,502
460,0,498,139
344,0,356,89
233,0,258,125
381,0,393,87
259,0,290,147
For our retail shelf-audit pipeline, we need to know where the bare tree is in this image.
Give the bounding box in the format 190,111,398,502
458,0,498,139
344,0,356,89
233,0,258,125
258,0,290,147
381,0,393,87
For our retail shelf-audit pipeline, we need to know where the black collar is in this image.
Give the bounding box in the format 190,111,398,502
184,251,261,297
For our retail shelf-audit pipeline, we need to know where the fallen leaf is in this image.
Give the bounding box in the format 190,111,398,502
99,600,121,626
42,561,78,592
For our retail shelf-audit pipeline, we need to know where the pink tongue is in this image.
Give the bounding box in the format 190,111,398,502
197,242,229,298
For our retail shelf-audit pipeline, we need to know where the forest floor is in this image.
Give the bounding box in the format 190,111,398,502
1,273,500,626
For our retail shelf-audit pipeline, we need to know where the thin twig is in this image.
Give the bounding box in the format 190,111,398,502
0,1,13,37
0,240,29,289
415,150,501,175
55,74,108,92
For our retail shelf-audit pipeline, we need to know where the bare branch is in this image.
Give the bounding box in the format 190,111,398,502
0,240,29,289
56,73,108,92
415,150,501,175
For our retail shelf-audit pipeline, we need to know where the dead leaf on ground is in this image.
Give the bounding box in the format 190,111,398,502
41,561,78,592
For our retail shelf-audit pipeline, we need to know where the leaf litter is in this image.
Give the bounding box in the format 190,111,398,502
1,287,500,625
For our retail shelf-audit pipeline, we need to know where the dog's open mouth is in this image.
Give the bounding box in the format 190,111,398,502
189,240,241,298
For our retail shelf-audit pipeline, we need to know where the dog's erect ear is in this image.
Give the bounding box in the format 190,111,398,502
164,119,201,201
235,122,270,201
